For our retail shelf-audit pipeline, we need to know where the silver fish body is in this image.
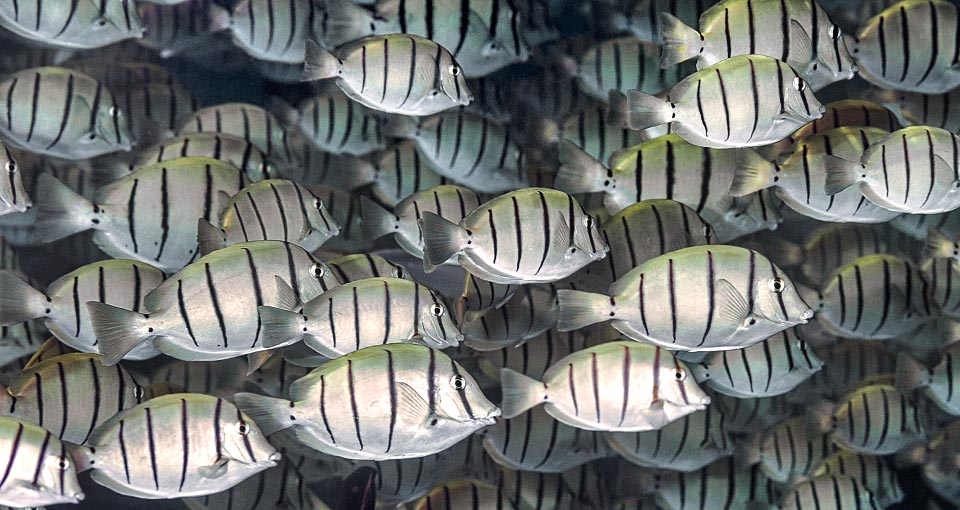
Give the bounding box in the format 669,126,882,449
0,0,144,49
177,103,299,168
476,327,615,382
825,383,927,455
712,392,795,433
223,0,316,64
234,344,500,460
461,283,565,349
897,343,960,415
0,143,29,217
137,0,222,58
573,36,685,100
780,475,880,510
114,81,200,147
874,87,960,134
560,102,647,167
789,223,914,287
364,141,450,207
182,458,313,510
629,457,782,510
0,415,83,507
0,321,46,369
134,132,280,182
293,90,386,156
813,451,905,507
744,415,838,483
325,253,409,282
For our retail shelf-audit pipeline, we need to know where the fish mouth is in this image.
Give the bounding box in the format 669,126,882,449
475,408,501,425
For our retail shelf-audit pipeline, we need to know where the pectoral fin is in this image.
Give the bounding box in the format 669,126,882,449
198,458,229,479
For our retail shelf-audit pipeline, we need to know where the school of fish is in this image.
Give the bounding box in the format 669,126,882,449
0,0,956,509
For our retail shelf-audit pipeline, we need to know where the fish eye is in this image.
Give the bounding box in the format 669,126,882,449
108,106,118,116
792,77,806,91
448,65,462,76
830,25,841,40
88,133,97,141
310,263,325,278
97,18,107,27
451,374,466,390
431,304,444,317
58,457,70,470
769,277,785,293
583,216,593,228
4,161,15,174
237,422,250,435
314,198,323,210
674,368,686,381
134,386,144,401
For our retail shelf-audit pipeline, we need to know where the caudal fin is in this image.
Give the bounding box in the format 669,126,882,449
197,218,228,255
0,270,47,325
895,352,932,392
822,155,864,195
33,173,96,243
359,196,398,241
555,290,613,331
258,306,306,349
419,212,468,273
730,149,777,197
625,90,672,131
302,40,343,82
659,13,703,68
555,140,608,194
499,368,548,418
86,302,151,365
925,227,959,260
233,392,296,436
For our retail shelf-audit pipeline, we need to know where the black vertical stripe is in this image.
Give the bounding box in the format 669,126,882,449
178,399,189,492
155,168,170,262
205,263,229,348
668,258,677,342
715,69,731,141
146,407,159,490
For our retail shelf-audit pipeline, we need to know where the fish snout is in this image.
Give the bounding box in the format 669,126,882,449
267,451,282,463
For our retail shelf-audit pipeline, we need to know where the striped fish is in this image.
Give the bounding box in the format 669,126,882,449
363,184,481,262
302,35,473,116
23,336,78,369
291,90,385,157
572,36,686,100
0,260,165,360
134,132,280,183
0,415,83,506
420,188,607,284
0,353,153,445
183,458,314,510
258,276,463,356
599,200,715,283
385,110,529,193
742,415,838,483
139,358,249,398
458,272,517,320
115,81,200,147
461,283,567,349
34,157,247,272
557,135,782,241
817,382,927,455
234,344,500,460
815,254,932,340
813,452,904,507
783,223,912,287
624,55,825,148
412,479,523,510
177,103,299,168
61,60,176,91
87,240,340,365
483,405,609,473
306,185,376,253
897,343,960,416
733,127,901,223
517,464,609,509
325,253,409,283
362,141,450,207
138,0,221,58
557,245,813,351
874,87,960,134
281,146,377,190
0,143,28,216
630,457,781,510
0,0,144,49
805,340,897,399
560,102,647,167
602,0,716,44
0,67,134,159
476,327,615,382
850,0,960,94
606,404,732,472
198,179,340,255
74,393,279,498
217,0,317,64
0,321,46,370
500,340,710,431
892,208,960,240
825,126,960,214
712,392,795,434
921,256,960,318
660,0,857,90
781,475,879,510
691,327,823,397
762,98,901,160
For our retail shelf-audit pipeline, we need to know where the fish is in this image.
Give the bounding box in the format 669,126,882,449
315,0,529,77
0,353,157,445
920,255,960,318
873,87,960,134
197,179,340,255
411,479,521,510
475,327,615,382
458,272,517,321
86,240,340,367
420,187,607,284
622,54,825,148
325,253,409,283
605,404,733,472
0,67,135,159
359,141,451,207
258,276,463,355
814,254,932,340
849,0,960,94
113,80,200,147
0,0,144,49
731,126,901,223
177,103,300,168
289,89,387,157
137,0,223,58
741,415,838,483
558,101,647,167
138,358,249,398
72,393,280,499
182,458,317,510
813,382,927,455
896,343,960,416
500,340,710,431
0,260,165,360
780,475,880,510
599,0,716,45
627,457,782,510
305,185,376,253
892,208,960,240
555,134,781,241
461,283,566,350
234,344,500,460
133,132,281,183
383,111,529,194
711,392,795,434
61,60,176,91
0,143,29,217
690,326,823,398
813,451,905,507
825,126,960,214
557,245,813,351
0,415,83,507
213,0,316,65
34,157,247,273
483,405,609,473
571,36,685,100
301,36,473,116
660,0,858,90
363,184,482,264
